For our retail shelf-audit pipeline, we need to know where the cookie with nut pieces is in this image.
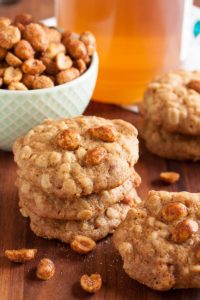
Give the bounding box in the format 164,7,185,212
113,190,200,291
13,116,139,198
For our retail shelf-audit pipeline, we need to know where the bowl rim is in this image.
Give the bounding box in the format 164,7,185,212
0,51,98,95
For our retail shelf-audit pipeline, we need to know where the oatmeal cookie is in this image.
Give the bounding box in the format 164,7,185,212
141,70,200,135
17,172,141,221
141,120,200,161
113,190,200,291
13,116,139,198
20,201,136,242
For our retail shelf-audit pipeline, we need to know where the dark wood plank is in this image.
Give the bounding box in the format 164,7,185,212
1,102,200,300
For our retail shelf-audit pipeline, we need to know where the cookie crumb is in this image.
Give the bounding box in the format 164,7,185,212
160,172,180,184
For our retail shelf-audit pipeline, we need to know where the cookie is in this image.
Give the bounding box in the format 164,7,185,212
141,120,200,161
113,190,200,291
20,201,139,242
141,70,200,135
13,116,139,198
17,172,141,221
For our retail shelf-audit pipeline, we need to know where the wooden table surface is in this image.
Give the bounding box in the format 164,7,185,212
1,102,200,300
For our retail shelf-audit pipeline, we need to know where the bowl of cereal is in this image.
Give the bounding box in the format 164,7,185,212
0,14,98,151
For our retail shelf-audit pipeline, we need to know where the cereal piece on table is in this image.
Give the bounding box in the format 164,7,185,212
0,26,21,49
186,80,200,94
5,248,37,262
8,82,28,90
84,147,107,166
0,17,11,29
4,66,22,85
74,58,86,74
70,235,96,254
56,128,81,150
22,74,35,89
160,171,180,184
56,67,79,84
14,40,35,61
67,39,87,59
80,274,102,293
55,53,72,71
5,52,22,67
22,58,46,75
32,75,54,89
42,42,65,59
36,258,55,280
80,31,96,56
24,23,48,52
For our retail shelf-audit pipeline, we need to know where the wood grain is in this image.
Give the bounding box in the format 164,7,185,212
0,102,200,300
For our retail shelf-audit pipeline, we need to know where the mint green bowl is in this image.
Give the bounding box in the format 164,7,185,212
0,52,98,151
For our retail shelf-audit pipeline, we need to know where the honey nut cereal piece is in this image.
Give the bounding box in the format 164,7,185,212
56,67,79,84
160,172,180,184
0,47,7,61
70,235,96,254
41,57,58,75
55,53,73,71
5,248,37,263
14,40,35,61
14,13,34,26
43,42,65,59
0,25,21,49
36,258,55,280
0,17,11,29
56,128,81,150
4,66,22,85
85,147,107,166
74,58,86,74
24,23,48,52
161,202,188,222
5,52,22,67
171,219,199,243
43,26,61,43
8,82,28,90
187,80,200,94
22,74,35,89
80,31,96,56
80,274,102,293
32,75,54,89
67,39,87,59
61,30,73,48
88,126,118,142
22,58,46,75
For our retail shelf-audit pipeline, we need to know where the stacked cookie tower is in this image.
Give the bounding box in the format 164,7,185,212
13,116,141,243
141,70,200,161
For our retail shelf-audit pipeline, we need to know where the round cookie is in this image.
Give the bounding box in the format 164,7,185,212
113,190,200,291
141,120,200,161
20,201,139,242
141,70,200,135
13,116,139,198
17,172,141,221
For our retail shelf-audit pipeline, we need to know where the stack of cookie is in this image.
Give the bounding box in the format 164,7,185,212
13,116,141,243
140,70,200,161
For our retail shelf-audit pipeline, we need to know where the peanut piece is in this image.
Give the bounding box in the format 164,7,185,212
55,53,72,71
14,40,35,60
160,172,180,184
56,67,79,84
80,31,96,56
43,42,65,59
5,248,37,263
171,219,199,243
70,235,96,254
22,58,46,75
4,67,22,85
32,75,54,89
80,274,102,293
88,126,118,142
5,52,22,67
0,25,21,49
161,202,188,222
187,80,200,93
56,128,81,150
85,147,107,166
8,82,28,90
67,39,87,59
36,258,55,280
24,23,48,52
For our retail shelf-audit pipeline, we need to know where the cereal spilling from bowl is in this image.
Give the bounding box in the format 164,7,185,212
0,13,96,90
